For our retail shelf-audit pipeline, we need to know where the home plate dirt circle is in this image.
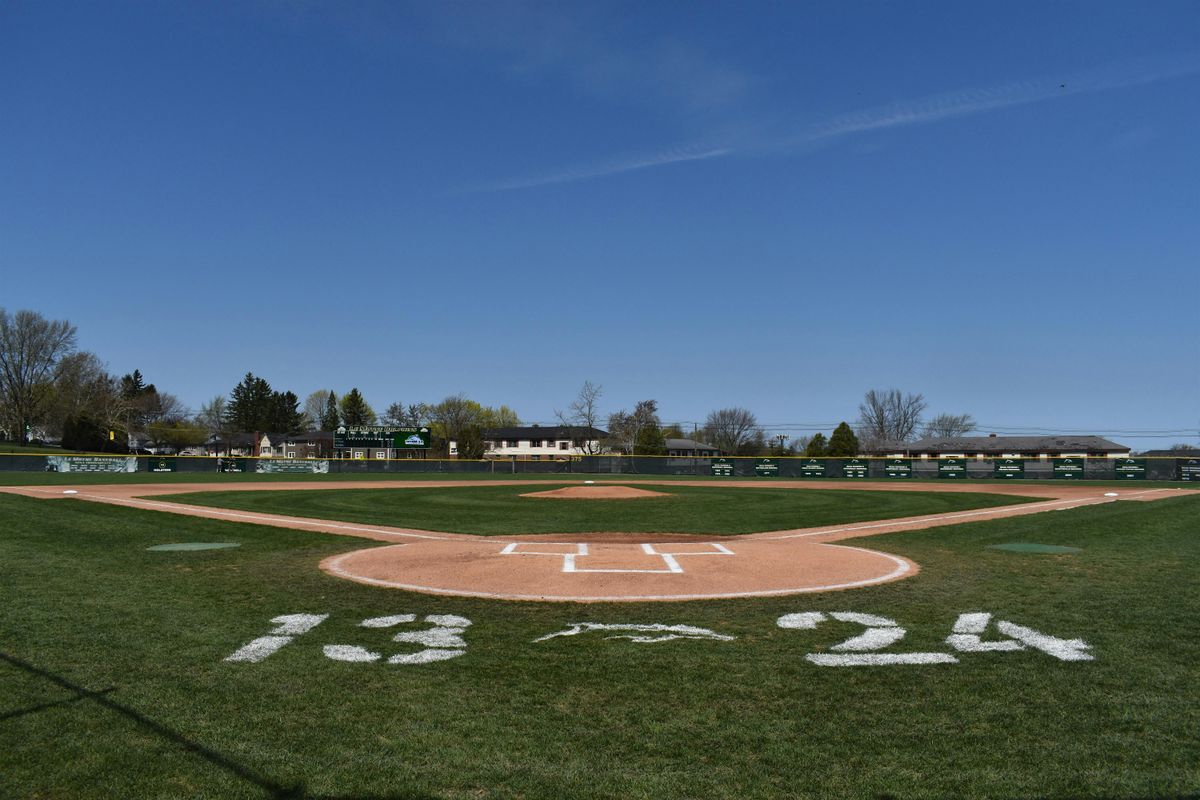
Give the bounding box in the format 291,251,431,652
320,537,916,602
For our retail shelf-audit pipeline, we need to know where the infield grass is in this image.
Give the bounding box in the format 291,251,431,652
2,493,1198,799
153,484,1034,535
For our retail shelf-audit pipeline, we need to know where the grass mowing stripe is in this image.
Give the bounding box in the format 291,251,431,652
1,493,1197,798
152,484,1034,535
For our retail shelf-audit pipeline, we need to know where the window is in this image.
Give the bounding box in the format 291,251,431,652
375,451,386,459
530,440,540,448
506,440,517,448
559,441,569,450
353,451,365,459
287,451,296,458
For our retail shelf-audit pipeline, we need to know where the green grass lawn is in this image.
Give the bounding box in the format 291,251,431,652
154,484,1035,535
2,492,1198,798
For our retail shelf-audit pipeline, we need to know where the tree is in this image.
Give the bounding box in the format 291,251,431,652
302,391,330,431
339,388,375,426
46,352,116,438
226,373,275,432
148,418,208,453
382,402,408,426
0,309,77,443
268,390,305,433
197,396,228,435
703,407,760,456
479,405,521,429
607,400,661,454
805,433,828,457
321,391,340,430
857,389,927,447
555,381,605,454
634,421,667,455
827,422,860,457
923,413,976,439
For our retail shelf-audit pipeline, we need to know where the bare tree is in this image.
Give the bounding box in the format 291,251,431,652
555,381,604,454
702,407,760,455
857,388,927,447
302,390,330,431
0,309,77,443
922,413,976,439
606,399,660,454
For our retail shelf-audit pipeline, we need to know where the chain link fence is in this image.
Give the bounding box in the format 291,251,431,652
0,453,1193,481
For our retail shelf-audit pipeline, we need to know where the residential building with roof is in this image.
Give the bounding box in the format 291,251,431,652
665,438,720,457
449,425,609,459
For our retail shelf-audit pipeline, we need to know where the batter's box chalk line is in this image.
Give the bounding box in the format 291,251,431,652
499,541,734,574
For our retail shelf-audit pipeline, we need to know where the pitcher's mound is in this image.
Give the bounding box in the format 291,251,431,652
521,485,670,500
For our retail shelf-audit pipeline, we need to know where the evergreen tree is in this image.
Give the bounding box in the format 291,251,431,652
268,390,305,433
827,422,860,457
339,388,375,426
805,432,828,457
633,422,667,455
225,372,275,432
320,391,340,430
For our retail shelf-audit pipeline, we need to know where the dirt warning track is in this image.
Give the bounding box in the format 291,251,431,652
4,480,1192,602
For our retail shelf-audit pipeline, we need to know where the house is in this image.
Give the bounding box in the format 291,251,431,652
665,438,720,457
449,426,608,460
257,432,334,459
867,434,1130,459
203,433,258,457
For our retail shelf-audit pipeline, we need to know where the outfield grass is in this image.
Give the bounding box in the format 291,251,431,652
2,492,1197,798
155,484,1035,535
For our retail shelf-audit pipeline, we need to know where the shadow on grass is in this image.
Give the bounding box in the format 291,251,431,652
0,651,436,799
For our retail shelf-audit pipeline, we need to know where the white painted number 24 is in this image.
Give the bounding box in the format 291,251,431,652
776,611,1092,666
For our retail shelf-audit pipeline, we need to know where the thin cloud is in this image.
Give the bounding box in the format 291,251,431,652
470,53,1200,192
457,146,731,194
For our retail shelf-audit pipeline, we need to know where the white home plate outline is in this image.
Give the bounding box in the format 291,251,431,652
499,541,734,574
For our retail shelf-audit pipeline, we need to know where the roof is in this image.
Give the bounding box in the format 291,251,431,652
665,438,719,451
874,435,1129,454
483,426,608,440
1138,449,1200,457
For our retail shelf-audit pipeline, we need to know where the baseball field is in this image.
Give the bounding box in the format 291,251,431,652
1,474,1197,799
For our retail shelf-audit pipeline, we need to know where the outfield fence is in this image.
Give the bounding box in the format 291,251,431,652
0,452,1195,481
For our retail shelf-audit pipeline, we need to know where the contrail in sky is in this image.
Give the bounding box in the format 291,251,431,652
460,53,1200,193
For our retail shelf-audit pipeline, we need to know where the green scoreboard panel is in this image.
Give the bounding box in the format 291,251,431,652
883,458,912,478
992,458,1025,479
1113,458,1147,480
799,459,826,478
334,426,431,450
710,458,734,477
842,458,869,479
1052,458,1085,479
938,457,967,479
1178,458,1200,481
754,458,779,477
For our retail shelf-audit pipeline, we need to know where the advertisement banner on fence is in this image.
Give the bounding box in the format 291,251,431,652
938,458,967,479
45,455,137,473
1053,458,1085,479
842,458,869,479
799,459,826,478
1113,458,1147,480
754,458,779,477
1178,458,1200,481
218,458,250,473
710,458,733,477
884,458,912,478
146,457,176,473
992,458,1025,479
256,459,330,474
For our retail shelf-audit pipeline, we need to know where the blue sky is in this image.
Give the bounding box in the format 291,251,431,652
2,1,1197,448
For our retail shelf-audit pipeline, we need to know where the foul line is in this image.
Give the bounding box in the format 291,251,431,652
71,493,453,541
